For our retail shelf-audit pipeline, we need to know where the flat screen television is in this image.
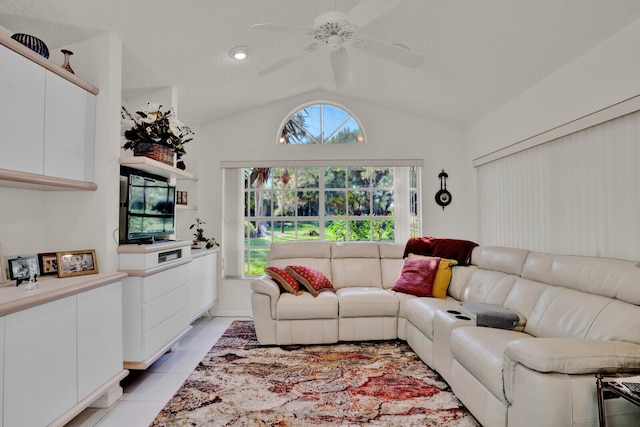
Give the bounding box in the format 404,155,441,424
119,169,175,244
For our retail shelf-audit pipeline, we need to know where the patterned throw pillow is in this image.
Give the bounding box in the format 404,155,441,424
392,257,441,297
285,265,334,297
265,266,303,295
408,254,458,299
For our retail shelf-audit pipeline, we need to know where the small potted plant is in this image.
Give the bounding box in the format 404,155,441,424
190,217,219,249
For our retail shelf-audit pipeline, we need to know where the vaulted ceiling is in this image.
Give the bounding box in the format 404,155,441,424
2,0,640,128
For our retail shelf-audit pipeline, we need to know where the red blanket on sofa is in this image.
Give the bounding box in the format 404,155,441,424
403,237,478,266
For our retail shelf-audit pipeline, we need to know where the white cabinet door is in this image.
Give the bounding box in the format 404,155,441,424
4,296,77,427
77,281,123,400
0,46,45,174
44,71,96,181
189,251,217,320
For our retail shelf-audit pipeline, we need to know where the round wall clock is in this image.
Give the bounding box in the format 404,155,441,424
435,169,452,210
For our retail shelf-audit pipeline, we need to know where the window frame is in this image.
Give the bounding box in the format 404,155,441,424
277,101,366,145
241,165,421,277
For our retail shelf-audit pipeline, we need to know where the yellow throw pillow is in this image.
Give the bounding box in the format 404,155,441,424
408,253,458,299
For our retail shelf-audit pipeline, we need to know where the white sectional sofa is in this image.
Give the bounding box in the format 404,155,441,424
250,240,640,427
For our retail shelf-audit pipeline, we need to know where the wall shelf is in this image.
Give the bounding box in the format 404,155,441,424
0,32,99,95
176,204,198,211
118,156,197,181
0,168,98,191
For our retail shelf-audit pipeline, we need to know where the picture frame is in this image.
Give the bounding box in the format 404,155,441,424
38,252,59,275
0,242,8,284
8,256,40,282
56,250,98,278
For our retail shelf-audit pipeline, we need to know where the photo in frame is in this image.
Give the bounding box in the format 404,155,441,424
8,256,40,282
38,252,59,275
56,250,98,278
0,242,8,284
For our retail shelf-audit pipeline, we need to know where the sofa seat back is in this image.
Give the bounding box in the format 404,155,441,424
267,241,404,291
330,242,383,289
268,241,333,281
380,242,405,289
447,246,530,307
519,252,640,343
448,247,640,345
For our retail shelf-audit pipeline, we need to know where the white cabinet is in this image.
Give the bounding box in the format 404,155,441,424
189,249,218,322
0,45,46,174
4,296,78,427
119,240,193,369
44,71,96,182
0,276,126,427
0,34,97,188
77,282,123,400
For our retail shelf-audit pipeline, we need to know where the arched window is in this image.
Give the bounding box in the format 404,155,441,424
279,103,365,144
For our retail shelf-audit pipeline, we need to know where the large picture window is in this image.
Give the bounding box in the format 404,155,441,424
243,165,421,275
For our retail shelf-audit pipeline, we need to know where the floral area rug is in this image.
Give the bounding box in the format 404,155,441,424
151,321,479,426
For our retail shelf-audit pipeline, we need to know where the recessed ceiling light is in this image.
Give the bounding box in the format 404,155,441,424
229,46,249,60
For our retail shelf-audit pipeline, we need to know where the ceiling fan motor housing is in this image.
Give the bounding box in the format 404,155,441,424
311,11,355,49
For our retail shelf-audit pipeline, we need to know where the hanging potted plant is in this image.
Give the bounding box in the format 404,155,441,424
190,217,220,249
121,103,193,166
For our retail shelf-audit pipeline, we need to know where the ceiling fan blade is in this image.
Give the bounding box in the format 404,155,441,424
355,37,424,68
345,0,401,29
329,47,353,89
258,43,319,76
252,23,315,33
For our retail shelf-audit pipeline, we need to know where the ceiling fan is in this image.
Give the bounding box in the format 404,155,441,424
252,0,424,89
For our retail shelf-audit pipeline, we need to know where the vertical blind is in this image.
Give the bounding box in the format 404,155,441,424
477,110,640,261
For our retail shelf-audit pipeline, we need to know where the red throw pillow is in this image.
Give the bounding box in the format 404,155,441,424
285,265,334,297
265,266,303,295
392,257,441,297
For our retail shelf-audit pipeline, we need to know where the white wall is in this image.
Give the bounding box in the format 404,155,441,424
468,17,640,160
197,90,471,316
0,33,122,272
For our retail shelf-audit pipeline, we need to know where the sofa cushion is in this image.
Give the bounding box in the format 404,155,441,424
329,242,383,289
392,257,440,297
394,291,418,319
524,287,610,338
471,246,530,276
269,240,331,261
269,241,333,282
380,242,405,289
336,288,399,317
265,266,303,295
276,292,338,320
450,326,528,404
404,297,462,340
331,258,383,289
286,265,335,297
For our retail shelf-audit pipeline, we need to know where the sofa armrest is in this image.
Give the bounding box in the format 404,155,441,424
505,338,640,374
503,338,640,403
251,276,281,319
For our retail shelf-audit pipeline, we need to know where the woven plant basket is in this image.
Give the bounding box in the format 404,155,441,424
134,144,174,165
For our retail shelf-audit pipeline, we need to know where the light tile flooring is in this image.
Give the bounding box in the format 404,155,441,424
67,316,247,427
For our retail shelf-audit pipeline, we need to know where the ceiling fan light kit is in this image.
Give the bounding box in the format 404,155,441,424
252,0,423,89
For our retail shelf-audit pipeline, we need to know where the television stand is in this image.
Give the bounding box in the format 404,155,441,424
117,240,193,369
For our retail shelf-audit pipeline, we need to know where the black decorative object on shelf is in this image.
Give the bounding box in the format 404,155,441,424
435,169,452,210
11,33,49,58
